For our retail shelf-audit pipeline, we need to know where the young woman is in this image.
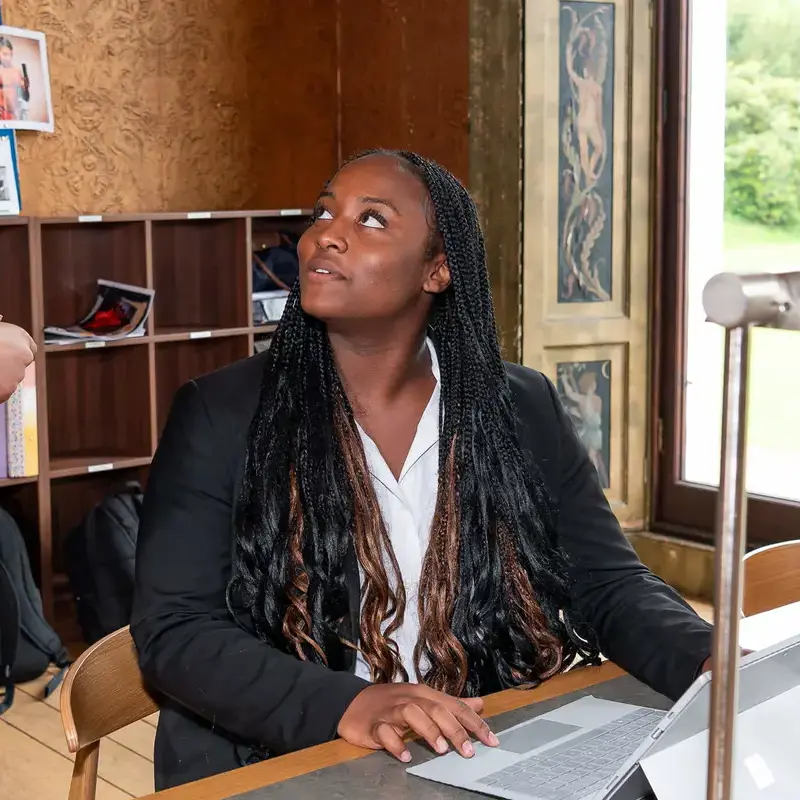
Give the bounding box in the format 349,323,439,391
131,150,714,790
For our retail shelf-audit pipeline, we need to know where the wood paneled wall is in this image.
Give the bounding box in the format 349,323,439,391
4,0,469,216
242,2,340,210
338,0,470,181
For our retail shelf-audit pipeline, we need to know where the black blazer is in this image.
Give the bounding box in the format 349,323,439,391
130,351,713,791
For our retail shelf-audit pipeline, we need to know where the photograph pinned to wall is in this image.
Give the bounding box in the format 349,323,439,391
0,129,20,215
556,359,611,488
0,25,53,132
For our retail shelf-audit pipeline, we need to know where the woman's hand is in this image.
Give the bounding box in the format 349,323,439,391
337,683,500,763
702,657,712,673
0,320,36,404
701,648,754,673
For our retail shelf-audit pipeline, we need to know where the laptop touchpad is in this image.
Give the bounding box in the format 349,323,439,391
498,720,581,754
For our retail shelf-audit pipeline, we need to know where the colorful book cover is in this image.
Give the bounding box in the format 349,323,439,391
6,362,37,477
0,403,7,479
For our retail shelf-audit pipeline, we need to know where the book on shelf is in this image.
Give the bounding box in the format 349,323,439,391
5,361,38,478
44,279,154,344
251,231,297,326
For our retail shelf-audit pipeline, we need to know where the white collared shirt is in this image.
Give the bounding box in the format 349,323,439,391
354,338,440,683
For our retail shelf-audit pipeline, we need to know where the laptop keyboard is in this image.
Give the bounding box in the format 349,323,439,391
477,707,666,799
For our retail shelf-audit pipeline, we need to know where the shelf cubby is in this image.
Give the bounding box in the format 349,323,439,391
40,220,148,331
155,336,251,434
45,336,152,473
251,213,308,250
152,218,248,333
50,465,149,578
0,481,41,580
0,219,33,332
49,463,150,648
250,214,303,328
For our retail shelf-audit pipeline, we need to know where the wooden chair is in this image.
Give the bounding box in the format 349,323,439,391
60,626,159,800
743,540,800,617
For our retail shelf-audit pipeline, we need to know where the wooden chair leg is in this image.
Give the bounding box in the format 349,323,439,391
69,741,100,800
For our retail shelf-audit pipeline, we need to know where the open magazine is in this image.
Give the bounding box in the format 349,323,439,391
44,279,154,343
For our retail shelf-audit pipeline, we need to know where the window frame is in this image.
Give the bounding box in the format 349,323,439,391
651,0,800,547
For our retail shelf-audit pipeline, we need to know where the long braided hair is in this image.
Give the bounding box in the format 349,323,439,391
229,149,598,697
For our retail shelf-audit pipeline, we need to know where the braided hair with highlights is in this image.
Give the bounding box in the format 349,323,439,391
228,149,599,697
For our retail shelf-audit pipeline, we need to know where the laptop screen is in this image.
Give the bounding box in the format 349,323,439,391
649,633,800,756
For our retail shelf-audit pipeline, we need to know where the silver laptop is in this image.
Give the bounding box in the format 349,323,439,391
407,632,800,800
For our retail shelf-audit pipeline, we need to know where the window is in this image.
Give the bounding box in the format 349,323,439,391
655,0,800,544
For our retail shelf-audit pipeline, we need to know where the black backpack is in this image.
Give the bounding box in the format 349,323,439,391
63,482,143,645
0,507,70,715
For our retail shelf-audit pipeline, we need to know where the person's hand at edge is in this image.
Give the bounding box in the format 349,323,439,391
701,649,754,674
0,318,36,404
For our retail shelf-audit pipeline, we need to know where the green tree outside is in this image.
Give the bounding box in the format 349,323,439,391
725,0,800,229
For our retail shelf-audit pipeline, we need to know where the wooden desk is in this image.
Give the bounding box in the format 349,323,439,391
140,661,626,800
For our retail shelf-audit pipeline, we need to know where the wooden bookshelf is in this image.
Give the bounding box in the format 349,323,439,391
0,209,309,622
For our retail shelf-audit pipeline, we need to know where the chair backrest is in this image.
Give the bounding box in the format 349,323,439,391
60,625,159,752
743,540,800,617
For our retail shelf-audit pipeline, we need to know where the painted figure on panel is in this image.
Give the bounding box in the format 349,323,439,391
558,3,614,303
557,361,610,488
567,40,605,183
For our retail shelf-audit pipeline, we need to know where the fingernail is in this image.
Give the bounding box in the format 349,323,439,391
435,736,448,753
488,732,500,746
400,750,412,763
462,740,474,757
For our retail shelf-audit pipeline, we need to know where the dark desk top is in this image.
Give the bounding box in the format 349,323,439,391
228,675,669,800
140,663,634,800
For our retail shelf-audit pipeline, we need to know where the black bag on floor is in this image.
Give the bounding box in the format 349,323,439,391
0,507,70,715
63,481,143,645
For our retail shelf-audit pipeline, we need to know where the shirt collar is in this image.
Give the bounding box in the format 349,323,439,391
401,337,440,479
356,337,441,489
427,335,441,383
